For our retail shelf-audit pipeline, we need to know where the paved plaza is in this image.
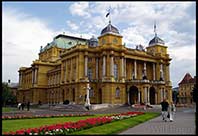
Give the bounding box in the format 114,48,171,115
3,104,196,135
119,106,196,135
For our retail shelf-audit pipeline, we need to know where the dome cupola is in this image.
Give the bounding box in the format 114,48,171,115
148,22,165,46
149,36,165,46
101,21,120,35
88,36,98,47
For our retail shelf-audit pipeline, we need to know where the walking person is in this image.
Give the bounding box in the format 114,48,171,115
160,99,169,122
17,103,21,110
21,102,25,110
27,101,30,111
169,101,176,122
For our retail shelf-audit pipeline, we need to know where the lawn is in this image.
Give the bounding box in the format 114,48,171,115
71,112,160,135
2,114,105,133
3,112,160,135
2,107,17,112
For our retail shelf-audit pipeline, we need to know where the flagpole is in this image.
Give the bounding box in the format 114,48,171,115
109,7,111,24
154,20,157,37
109,6,111,24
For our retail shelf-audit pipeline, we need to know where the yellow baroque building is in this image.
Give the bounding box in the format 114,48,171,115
17,22,172,105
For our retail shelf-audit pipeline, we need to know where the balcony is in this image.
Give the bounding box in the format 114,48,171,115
125,79,150,83
126,79,165,84
150,80,165,84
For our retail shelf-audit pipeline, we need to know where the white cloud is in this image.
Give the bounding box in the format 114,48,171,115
122,27,148,47
66,20,79,31
2,8,55,83
169,46,195,61
69,2,91,18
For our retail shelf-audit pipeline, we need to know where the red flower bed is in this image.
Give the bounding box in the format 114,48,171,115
2,113,92,120
4,111,144,135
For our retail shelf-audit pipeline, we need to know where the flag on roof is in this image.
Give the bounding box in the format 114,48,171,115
106,12,110,17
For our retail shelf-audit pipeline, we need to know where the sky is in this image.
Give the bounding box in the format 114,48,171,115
2,1,196,88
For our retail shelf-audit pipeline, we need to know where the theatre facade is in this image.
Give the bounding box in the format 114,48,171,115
17,21,172,105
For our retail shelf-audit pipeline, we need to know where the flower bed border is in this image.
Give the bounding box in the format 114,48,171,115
4,111,144,135
2,113,92,120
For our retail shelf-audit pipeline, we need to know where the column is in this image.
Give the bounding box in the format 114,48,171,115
52,74,55,85
160,64,163,80
103,56,106,76
55,73,58,84
96,58,98,79
48,76,50,85
144,62,147,77
121,57,124,77
56,74,58,84
153,63,156,80
166,64,170,81
111,56,114,76
21,74,23,87
85,56,88,77
19,74,21,87
125,58,126,77
61,63,64,83
75,57,77,80
155,92,157,104
34,68,37,84
144,87,147,103
163,89,166,99
64,61,67,82
19,74,21,86
147,87,150,103
55,74,56,85
32,70,34,84
21,74,23,86
70,58,73,80
138,91,140,104
134,60,137,79
161,88,163,101
49,76,51,85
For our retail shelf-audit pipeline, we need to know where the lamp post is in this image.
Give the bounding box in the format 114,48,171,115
84,82,91,110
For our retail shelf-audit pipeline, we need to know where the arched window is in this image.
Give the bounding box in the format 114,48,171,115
115,87,120,98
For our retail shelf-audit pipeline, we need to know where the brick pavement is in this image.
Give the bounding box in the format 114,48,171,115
119,107,196,135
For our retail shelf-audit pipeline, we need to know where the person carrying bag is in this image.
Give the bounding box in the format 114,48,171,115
169,101,176,122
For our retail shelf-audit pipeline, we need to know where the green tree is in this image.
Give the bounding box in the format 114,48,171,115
2,82,16,107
